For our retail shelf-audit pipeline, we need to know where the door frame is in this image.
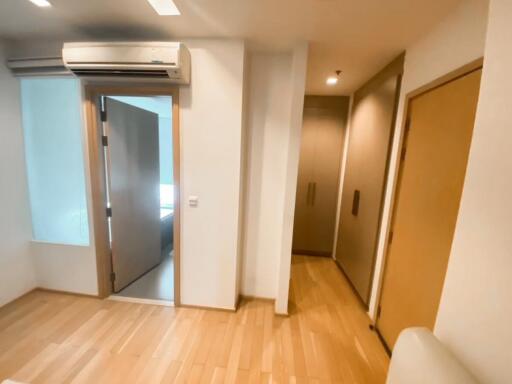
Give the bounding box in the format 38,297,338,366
83,83,181,305
373,58,483,352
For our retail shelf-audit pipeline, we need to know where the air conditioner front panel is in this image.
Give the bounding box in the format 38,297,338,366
63,43,180,66
65,63,177,70
62,42,190,84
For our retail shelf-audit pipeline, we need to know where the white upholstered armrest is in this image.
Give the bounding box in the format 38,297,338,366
386,327,478,384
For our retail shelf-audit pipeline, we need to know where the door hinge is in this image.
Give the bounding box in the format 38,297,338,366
400,147,407,162
106,207,112,218
388,231,394,245
110,272,116,282
377,305,382,319
102,135,108,146
100,109,107,122
405,117,411,132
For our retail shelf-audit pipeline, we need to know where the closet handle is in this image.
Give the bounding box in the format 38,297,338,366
306,182,312,205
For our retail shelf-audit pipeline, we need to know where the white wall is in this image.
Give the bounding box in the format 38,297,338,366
240,44,308,312
179,39,246,309
31,243,98,295
234,50,250,303
241,53,293,299
0,42,37,306
275,43,308,314
368,0,489,318
435,1,512,382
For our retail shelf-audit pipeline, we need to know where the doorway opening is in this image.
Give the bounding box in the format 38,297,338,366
84,85,180,306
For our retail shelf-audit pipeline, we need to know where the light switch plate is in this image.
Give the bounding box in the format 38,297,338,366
188,195,199,207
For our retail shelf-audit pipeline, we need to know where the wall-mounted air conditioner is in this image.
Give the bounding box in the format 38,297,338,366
62,42,191,84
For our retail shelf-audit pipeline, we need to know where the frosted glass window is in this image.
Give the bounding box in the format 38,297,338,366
21,78,89,245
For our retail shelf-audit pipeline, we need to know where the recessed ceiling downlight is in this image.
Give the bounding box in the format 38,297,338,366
147,0,181,15
28,0,51,7
326,69,342,86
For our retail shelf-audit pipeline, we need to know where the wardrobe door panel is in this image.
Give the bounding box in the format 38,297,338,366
308,109,345,254
292,109,318,252
293,96,348,255
336,73,401,303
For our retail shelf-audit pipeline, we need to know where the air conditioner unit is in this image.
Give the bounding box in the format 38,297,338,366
62,42,190,84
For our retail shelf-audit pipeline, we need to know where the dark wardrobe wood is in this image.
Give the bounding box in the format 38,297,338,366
293,96,349,256
335,54,404,304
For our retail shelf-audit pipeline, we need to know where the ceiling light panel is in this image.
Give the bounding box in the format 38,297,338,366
28,0,51,7
326,77,338,85
147,0,181,15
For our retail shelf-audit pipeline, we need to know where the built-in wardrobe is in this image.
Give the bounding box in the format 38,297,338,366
292,96,349,256
335,55,404,304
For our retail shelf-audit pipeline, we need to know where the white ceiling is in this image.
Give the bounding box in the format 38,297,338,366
0,0,462,95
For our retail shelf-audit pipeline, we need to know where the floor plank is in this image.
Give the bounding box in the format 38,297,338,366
0,255,388,383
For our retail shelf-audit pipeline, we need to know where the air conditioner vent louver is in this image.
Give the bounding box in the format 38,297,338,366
70,68,169,78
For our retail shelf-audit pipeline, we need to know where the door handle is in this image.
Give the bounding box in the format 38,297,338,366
352,189,360,216
306,182,312,205
311,182,316,206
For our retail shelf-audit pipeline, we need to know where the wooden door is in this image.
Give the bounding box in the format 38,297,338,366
336,75,401,304
377,68,482,350
292,97,348,255
106,97,162,292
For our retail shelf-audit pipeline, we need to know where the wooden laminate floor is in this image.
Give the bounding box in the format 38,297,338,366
114,248,174,302
0,255,388,383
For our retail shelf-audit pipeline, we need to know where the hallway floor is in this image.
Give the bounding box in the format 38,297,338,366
0,255,389,383
114,247,174,302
